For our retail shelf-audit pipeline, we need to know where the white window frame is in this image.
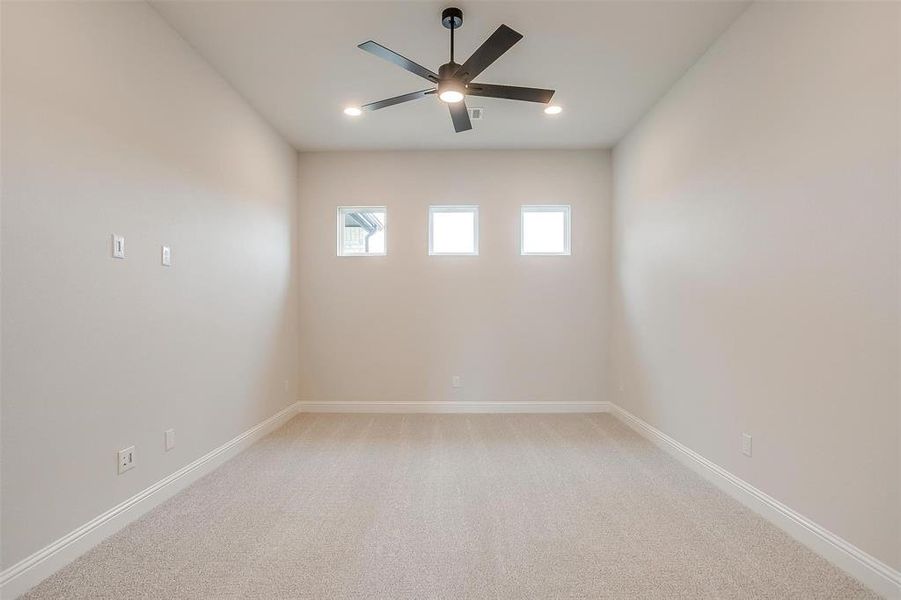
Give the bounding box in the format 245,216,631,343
520,204,571,256
337,206,387,257
428,205,479,256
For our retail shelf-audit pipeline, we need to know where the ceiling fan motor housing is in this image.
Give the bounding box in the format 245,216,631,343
442,7,463,29
438,62,466,101
438,62,460,80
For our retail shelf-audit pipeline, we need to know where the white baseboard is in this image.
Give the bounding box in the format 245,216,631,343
298,400,611,414
608,402,901,600
0,401,301,600
7,401,894,599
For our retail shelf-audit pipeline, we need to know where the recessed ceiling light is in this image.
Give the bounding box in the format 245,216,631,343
343,106,362,117
544,105,562,115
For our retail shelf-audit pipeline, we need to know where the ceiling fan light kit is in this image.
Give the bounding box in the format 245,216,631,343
354,7,556,133
437,78,465,104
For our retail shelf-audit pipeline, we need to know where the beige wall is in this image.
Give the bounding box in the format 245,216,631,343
298,150,610,406
1,2,299,568
611,1,900,569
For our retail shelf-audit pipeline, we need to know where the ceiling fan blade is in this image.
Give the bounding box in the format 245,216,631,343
362,89,436,111
465,83,555,104
358,41,440,83
454,25,523,83
448,100,472,133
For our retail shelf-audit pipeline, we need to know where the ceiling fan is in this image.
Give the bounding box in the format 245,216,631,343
356,7,555,133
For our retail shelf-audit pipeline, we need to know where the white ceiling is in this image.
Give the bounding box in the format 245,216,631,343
151,1,748,151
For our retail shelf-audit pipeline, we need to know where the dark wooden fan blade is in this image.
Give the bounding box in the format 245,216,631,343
448,100,472,133
358,41,440,83
465,83,554,104
454,25,523,83
362,89,436,111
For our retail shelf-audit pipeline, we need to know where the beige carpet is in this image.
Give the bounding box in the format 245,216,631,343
23,413,879,599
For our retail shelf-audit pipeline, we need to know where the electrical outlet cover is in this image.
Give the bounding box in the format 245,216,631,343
118,446,135,473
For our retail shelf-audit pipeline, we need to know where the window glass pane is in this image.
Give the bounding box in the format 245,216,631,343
430,207,478,255
338,207,386,256
521,206,570,255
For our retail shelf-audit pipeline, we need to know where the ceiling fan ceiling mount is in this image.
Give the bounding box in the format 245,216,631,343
356,7,555,133
441,7,463,30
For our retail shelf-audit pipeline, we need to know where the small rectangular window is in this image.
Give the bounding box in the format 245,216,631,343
521,205,571,255
429,205,479,256
337,206,387,256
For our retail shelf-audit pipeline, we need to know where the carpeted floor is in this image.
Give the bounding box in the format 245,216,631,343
23,413,879,599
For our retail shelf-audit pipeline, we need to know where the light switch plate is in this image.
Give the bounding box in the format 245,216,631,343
161,245,171,267
112,234,125,259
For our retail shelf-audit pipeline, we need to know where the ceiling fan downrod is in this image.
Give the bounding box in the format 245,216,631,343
442,7,463,63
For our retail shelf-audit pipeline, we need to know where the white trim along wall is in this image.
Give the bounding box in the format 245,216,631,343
5,402,896,599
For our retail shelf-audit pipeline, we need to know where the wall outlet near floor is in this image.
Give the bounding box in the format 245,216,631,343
111,234,125,259
451,375,462,388
165,429,176,451
741,433,753,457
283,379,289,393
161,245,171,266
118,446,135,474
